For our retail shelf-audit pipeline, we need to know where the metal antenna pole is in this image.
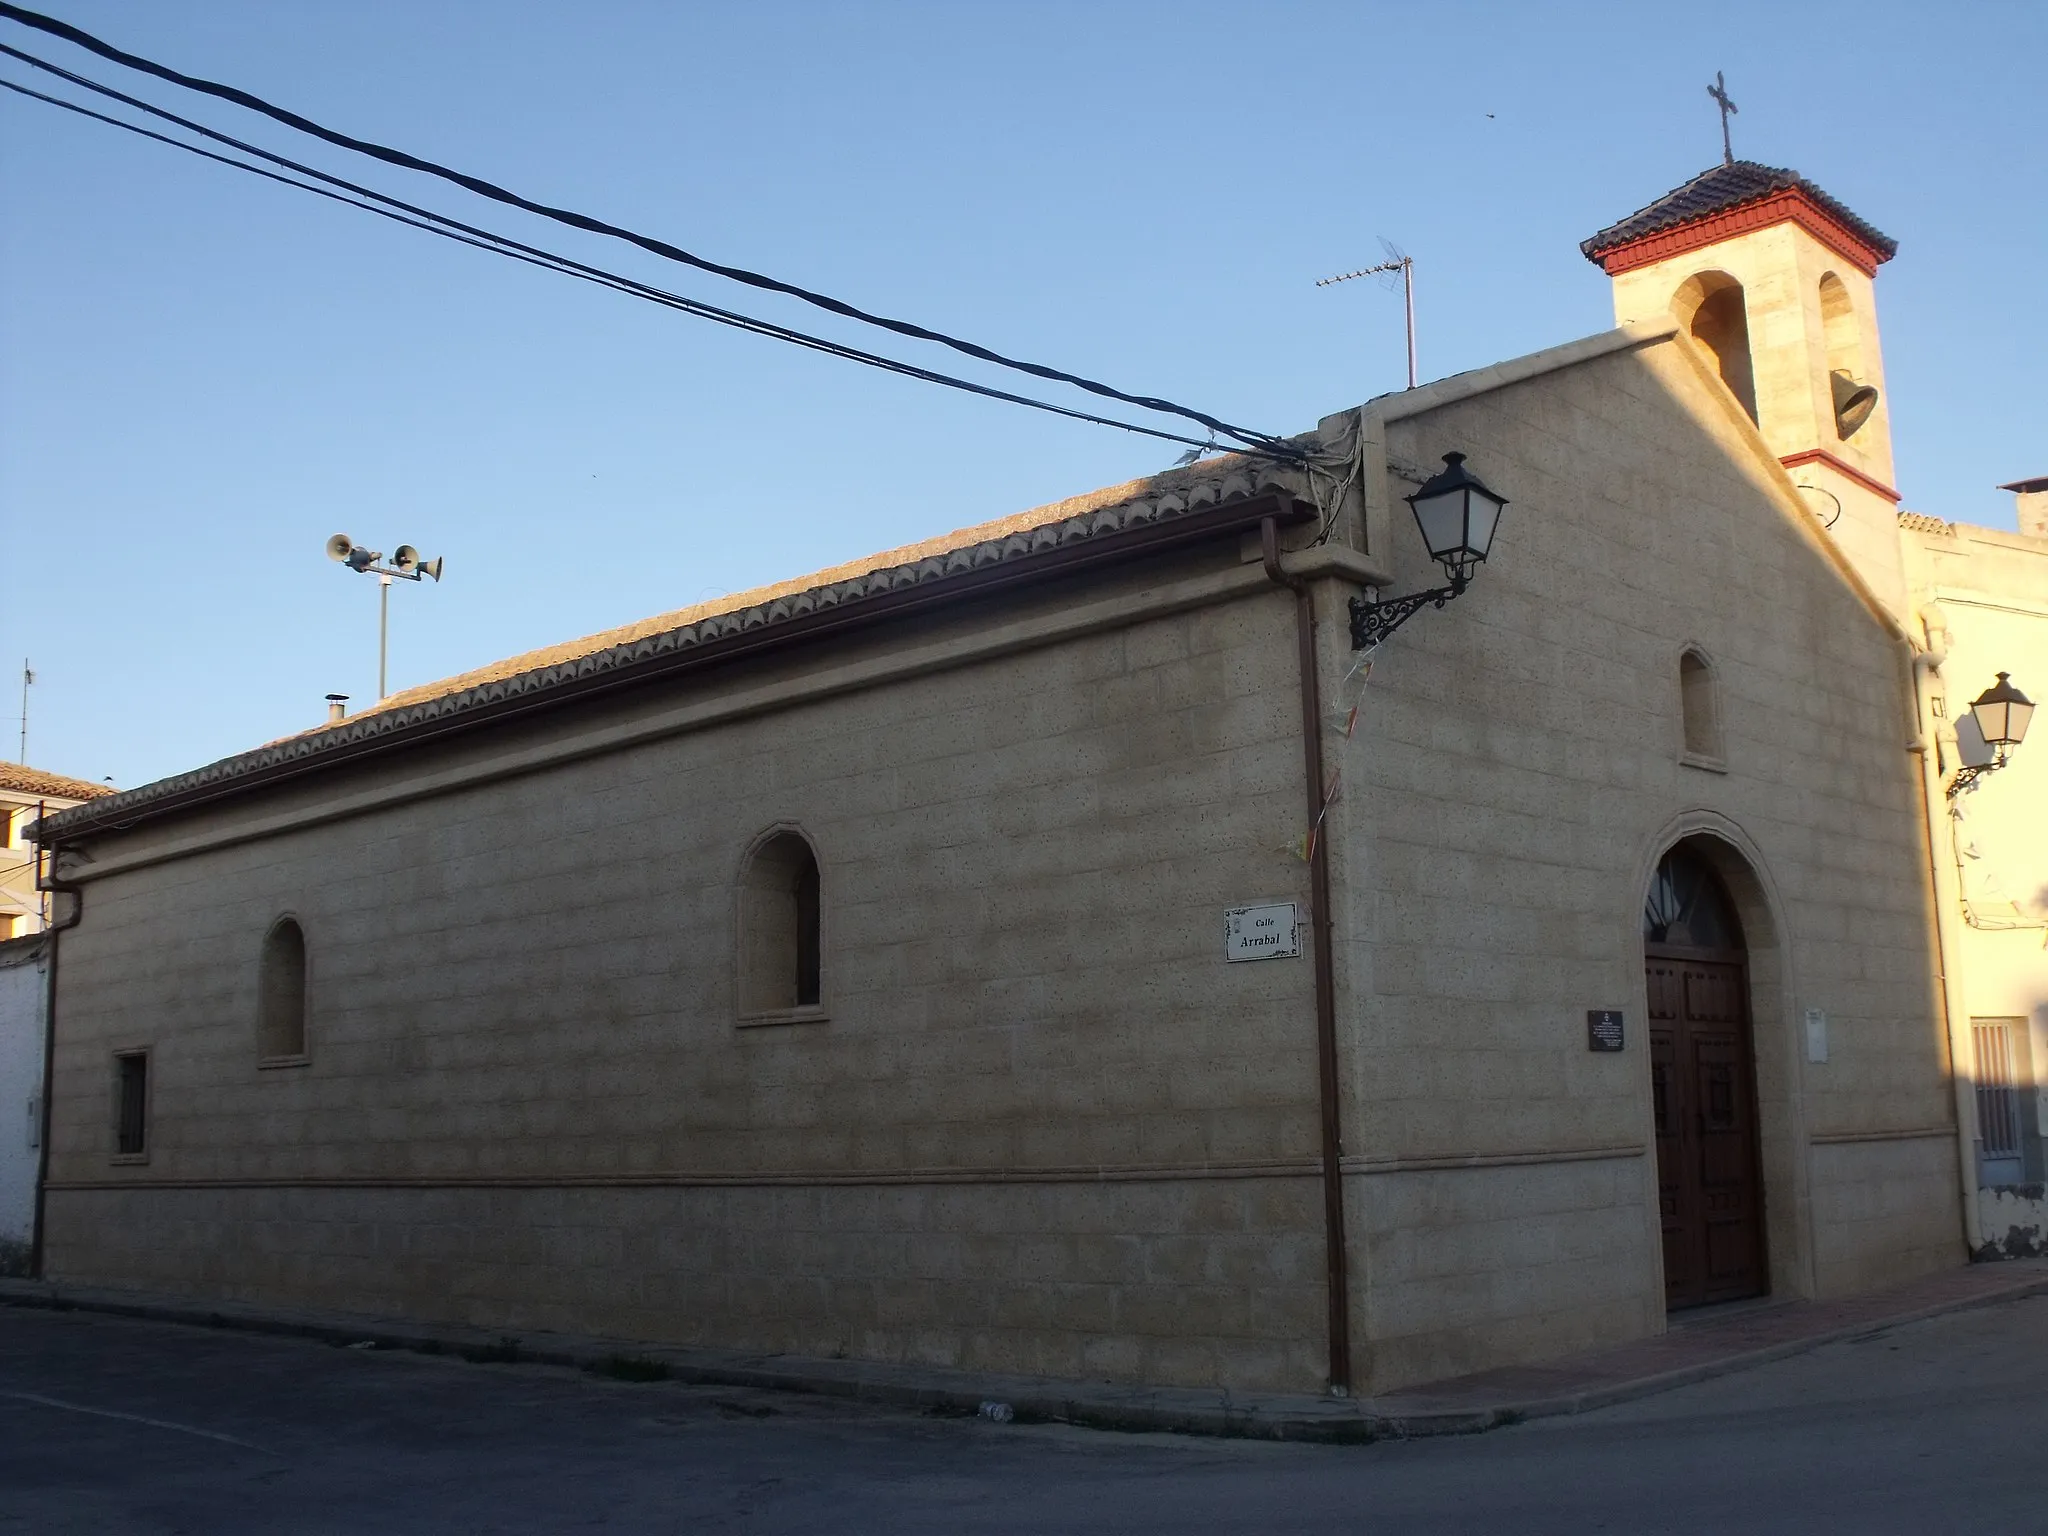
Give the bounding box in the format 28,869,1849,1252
1401,257,1417,389
17,659,27,763
378,574,391,700
1316,250,1418,389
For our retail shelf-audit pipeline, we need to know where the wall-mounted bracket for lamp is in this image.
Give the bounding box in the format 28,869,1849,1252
1347,452,1506,650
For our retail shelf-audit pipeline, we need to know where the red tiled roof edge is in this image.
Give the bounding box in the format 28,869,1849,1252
1582,163,1896,277
0,764,115,801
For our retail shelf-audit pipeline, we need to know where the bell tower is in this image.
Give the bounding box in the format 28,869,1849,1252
1583,163,1905,616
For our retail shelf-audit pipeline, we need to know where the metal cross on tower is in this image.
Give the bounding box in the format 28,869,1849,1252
1707,71,1738,165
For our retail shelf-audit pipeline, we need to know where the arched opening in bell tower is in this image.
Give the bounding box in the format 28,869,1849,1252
1671,271,1758,424
1818,274,1862,380
1819,273,1878,439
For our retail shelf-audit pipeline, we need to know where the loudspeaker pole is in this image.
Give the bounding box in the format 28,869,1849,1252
378,574,392,700
324,535,445,707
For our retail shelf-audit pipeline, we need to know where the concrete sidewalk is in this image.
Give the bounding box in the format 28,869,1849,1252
6,1259,2046,1444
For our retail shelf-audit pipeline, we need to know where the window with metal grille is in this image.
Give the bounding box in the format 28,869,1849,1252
1973,1020,2026,1183
113,1050,149,1158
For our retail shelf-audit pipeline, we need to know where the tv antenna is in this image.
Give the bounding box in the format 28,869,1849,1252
1317,239,1417,389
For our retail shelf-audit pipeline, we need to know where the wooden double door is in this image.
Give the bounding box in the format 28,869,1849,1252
1647,948,1767,1309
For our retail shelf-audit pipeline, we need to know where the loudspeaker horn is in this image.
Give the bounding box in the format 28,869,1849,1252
420,556,444,583
1831,370,1879,439
325,532,355,563
392,544,420,575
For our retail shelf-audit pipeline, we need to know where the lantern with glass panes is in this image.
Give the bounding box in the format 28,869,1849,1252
1349,452,1508,650
1947,672,2034,799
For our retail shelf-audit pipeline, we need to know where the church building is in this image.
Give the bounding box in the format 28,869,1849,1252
31,158,2018,1398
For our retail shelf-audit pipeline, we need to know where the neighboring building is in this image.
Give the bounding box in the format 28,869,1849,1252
0,933,47,1274
1898,486,2048,1258
0,764,115,938
2,767,111,1273
24,161,1986,1397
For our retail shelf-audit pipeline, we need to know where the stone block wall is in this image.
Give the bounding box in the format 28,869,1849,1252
1324,332,1956,1391
48,1176,1329,1387
1809,1136,1960,1293
43,562,1338,1391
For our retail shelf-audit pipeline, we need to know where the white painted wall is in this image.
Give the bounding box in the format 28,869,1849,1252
0,936,46,1273
1903,518,2048,1255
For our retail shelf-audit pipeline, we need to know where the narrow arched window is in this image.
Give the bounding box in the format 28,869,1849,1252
1679,648,1724,766
258,917,309,1062
739,831,823,1019
1671,271,1757,423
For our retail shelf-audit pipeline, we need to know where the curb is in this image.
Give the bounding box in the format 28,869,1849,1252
1363,1265,2048,1431
0,1279,1384,1444
5,1269,2046,1443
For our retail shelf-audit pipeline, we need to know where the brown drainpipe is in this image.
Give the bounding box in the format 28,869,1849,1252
1261,516,1353,1395
28,810,82,1281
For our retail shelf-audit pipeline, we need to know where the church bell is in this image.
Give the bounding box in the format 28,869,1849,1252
1830,369,1880,439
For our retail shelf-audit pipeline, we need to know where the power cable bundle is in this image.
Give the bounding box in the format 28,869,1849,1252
0,2,1307,464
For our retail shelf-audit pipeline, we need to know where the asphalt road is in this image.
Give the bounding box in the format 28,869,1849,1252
3,1294,2045,1534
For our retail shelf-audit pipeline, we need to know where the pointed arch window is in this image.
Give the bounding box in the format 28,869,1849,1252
738,830,824,1024
258,916,310,1064
1679,647,1726,770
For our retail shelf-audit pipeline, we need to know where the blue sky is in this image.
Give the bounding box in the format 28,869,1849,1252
2,0,2042,790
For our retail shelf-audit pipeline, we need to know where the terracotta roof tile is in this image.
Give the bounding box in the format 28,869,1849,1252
358,465,1236,724
1896,510,1953,536
1582,161,1897,265
0,764,116,801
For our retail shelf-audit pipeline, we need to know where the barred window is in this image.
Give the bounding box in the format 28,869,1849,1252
1974,1019,2029,1187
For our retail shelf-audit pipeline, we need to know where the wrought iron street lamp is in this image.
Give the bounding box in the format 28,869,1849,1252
1948,672,2034,799
1349,452,1508,650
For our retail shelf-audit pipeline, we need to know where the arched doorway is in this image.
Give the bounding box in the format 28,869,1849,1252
1644,842,1768,1309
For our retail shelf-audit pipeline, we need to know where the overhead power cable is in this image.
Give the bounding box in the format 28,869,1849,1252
0,61,1256,458
0,1,1296,456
